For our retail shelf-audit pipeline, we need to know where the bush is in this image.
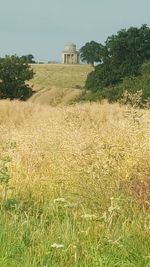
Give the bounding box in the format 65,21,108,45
84,61,150,106
0,55,34,100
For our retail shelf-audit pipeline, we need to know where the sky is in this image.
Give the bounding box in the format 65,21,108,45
0,0,150,62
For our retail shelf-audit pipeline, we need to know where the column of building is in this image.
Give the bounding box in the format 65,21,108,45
62,52,79,64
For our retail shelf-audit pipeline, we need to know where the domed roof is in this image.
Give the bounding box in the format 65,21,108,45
63,43,76,52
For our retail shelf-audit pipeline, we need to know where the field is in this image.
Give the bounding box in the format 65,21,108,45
29,64,92,105
0,64,150,266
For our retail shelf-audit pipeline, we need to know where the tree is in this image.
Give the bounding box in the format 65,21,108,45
85,25,150,91
0,55,34,100
86,62,121,91
20,54,36,63
80,41,104,66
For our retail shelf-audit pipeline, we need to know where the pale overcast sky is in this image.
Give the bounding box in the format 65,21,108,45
0,0,150,62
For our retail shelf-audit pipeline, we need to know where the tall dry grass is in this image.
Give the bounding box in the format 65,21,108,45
0,100,149,205
0,100,150,266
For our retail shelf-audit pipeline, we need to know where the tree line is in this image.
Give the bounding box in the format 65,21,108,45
80,25,150,104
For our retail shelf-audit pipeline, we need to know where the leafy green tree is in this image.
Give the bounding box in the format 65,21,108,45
20,54,36,63
85,61,150,106
85,25,150,91
0,55,34,100
86,62,121,91
80,41,104,66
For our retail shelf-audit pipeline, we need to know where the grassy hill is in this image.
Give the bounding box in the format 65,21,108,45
29,64,92,105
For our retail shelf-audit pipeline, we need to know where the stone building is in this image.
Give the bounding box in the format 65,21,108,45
62,43,80,64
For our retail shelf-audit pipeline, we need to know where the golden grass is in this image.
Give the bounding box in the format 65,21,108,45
0,100,150,266
0,100,149,210
1,62,150,266
28,64,92,105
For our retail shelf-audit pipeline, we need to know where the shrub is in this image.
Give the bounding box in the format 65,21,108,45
0,55,34,100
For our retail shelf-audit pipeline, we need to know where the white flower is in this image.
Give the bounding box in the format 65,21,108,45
81,214,97,220
54,198,67,203
51,243,64,249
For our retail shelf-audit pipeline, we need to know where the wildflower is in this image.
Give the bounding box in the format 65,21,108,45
51,243,64,249
108,197,120,213
80,228,89,235
81,214,97,220
54,198,67,204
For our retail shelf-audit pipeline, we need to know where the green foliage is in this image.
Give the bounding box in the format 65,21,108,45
85,25,150,103
80,41,104,66
0,55,34,100
0,194,150,266
82,60,150,106
100,61,150,105
86,63,121,91
20,54,36,64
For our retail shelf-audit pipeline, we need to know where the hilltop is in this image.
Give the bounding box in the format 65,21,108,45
28,64,92,105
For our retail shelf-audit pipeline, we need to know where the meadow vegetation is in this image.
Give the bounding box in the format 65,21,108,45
0,22,150,266
29,64,92,105
28,62,150,108
0,100,150,266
